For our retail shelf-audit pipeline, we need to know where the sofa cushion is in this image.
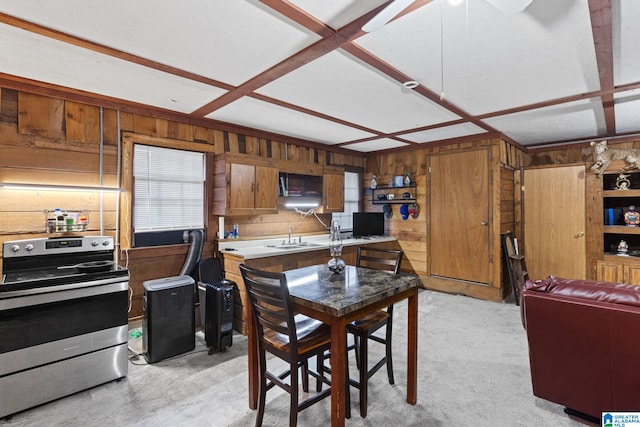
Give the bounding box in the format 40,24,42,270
523,275,640,308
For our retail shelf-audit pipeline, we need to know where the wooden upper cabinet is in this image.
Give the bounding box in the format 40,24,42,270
323,167,344,213
212,153,278,216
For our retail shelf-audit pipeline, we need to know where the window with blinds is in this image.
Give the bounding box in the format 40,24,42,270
332,171,360,231
133,144,205,244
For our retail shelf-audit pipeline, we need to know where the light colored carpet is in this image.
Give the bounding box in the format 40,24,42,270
228,289,596,427
3,289,597,427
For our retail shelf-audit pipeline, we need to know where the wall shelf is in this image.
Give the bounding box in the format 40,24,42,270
370,183,416,204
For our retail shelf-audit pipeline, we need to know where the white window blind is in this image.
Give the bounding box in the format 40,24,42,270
133,144,205,232
332,171,359,231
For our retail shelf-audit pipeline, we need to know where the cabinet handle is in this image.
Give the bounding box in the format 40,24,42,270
251,183,255,193
480,221,488,226
576,231,585,238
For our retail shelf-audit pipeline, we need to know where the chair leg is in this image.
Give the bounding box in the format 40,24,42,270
359,333,368,418
289,362,298,427
256,353,267,427
301,359,309,393
316,353,323,392
386,324,394,385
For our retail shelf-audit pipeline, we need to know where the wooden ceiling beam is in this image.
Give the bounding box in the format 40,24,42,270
589,0,615,134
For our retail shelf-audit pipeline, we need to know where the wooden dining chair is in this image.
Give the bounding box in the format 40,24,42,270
348,247,403,418
239,264,332,427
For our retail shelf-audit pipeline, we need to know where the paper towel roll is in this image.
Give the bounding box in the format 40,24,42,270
218,217,225,239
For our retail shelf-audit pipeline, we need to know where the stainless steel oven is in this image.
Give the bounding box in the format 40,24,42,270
1,236,129,419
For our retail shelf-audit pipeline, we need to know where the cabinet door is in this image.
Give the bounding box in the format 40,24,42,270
323,172,344,212
524,165,586,280
430,149,492,283
624,264,640,285
229,163,256,209
597,260,623,283
254,165,278,211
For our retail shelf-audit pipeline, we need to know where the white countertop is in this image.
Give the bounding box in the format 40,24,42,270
218,234,396,259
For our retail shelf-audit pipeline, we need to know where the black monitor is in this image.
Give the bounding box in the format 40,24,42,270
352,212,385,237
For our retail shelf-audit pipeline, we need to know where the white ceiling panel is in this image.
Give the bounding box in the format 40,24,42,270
613,0,640,86
483,98,606,145
356,0,600,116
0,24,224,113
401,122,488,144
207,96,376,144
290,0,387,30
0,1,632,152
0,0,319,86
256,50,460,134
345,138,410,153
615,89,640,134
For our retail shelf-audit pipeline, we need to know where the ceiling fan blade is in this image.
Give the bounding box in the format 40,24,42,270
362,0,414,33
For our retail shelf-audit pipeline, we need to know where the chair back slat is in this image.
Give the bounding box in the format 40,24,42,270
356,247,403,274
239,264,298,353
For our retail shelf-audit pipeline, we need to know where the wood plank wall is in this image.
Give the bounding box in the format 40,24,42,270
0,88,363,320
364,138,525,293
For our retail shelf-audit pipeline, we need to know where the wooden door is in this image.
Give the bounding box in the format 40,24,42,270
254,165,278,210
430,149,492,283
524,165,586,280
229,163,256,209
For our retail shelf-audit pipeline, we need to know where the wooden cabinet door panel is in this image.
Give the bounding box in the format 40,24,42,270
430,149,492,283
524,165,586,280
254,166,278,210
229,163,255,210
597,260,623,282
323,173,344,212
624,264,640,285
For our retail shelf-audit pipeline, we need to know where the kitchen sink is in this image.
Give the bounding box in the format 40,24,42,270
272,242,322,250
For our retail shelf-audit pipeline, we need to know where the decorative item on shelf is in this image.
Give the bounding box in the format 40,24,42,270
402,192,411,200
387,194,394,200
616,172,631,190
383,203,393,219
409,202,420,219
394,175,404,188
370,174,377,190
617,240,630,256
404,171,412,187
400,203,409,220
625,205,640,227
327,220,345,273
590,140,640,177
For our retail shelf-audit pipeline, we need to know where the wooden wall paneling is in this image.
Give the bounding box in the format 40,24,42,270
167,121,194,141
64,101,100,144
245,135,260,156
18,92,64,139
0,121,35,147
1,88,18,124
227,131,239,153
500,167,516,232
212,129,225,154
132,114,168,137
118,111,135,133
585,170,603,280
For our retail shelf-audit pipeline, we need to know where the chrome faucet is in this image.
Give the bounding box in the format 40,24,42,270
288,227,293,244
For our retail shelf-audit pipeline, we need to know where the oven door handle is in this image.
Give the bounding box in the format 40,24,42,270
0,279,129,310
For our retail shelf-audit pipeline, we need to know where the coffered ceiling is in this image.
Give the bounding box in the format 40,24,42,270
0,0,636,154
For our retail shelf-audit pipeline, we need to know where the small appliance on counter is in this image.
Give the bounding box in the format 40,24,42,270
142,275,195,363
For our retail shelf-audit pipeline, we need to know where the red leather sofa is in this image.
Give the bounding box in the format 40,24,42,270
521,276,640,420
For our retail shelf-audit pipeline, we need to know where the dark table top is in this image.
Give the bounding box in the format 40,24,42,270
285,264,422,317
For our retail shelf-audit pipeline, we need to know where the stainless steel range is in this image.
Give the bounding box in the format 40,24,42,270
0,236,129,419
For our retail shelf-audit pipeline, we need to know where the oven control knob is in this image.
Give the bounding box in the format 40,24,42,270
91,240,99,247
102,240,110,246
25,244,34,251
10,244,20,252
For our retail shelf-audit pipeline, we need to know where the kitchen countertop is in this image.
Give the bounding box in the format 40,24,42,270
218,234,396,260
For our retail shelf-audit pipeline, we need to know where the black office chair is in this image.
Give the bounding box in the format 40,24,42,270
239,264,332,427
348,247,403,418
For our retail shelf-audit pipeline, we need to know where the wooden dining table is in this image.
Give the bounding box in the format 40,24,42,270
246,263,422,427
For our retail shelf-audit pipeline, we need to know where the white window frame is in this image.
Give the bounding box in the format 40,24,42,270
332,171,360,231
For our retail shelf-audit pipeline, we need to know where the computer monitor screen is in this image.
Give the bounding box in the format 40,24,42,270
352,212,385,237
